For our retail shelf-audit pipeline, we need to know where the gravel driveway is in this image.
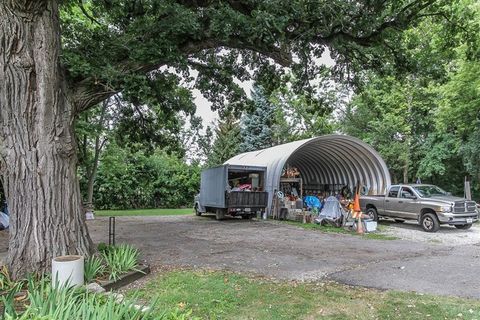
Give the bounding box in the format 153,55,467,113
88,215,480,299
378,219,480,246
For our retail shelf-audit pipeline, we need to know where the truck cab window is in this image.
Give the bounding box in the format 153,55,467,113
388,186,400,198
400,188,415,199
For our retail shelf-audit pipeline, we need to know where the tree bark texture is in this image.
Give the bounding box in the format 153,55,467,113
0,0,93,278
86,132,103,205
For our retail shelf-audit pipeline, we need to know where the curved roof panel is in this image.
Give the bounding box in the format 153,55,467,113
225,135,391,210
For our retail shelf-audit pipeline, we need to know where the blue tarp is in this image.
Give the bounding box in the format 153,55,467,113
304,196,322,210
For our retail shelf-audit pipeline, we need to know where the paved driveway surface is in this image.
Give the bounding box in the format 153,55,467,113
87,215,480,299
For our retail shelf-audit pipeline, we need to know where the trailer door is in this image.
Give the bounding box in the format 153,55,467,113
199,165,228,208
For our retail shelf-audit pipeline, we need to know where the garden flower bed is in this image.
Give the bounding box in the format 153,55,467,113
0,244,167,319
84,243,150,289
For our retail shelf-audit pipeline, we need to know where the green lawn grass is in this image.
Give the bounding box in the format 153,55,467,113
96,208,193,217
279,220,399,240
130,269,480,320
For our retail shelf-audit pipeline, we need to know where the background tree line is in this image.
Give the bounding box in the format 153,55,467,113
205,0,480,200
73,0,479,211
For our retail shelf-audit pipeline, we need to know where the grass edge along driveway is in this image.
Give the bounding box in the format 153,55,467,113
130,269,480,320
96,208,193,217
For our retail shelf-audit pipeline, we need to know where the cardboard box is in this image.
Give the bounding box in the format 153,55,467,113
364,221,377,232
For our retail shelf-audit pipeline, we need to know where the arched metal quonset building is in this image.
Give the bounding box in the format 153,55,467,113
225,134,391,213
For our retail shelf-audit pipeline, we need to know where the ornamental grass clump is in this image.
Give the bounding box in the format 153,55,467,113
2,277,157,320
101,244,142,281
0,266,17,292
84,256,106,283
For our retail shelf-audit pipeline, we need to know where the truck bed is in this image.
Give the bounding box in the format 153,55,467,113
227,191,268,208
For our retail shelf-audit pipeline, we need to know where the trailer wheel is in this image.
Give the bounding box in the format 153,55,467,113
215,208,226,220
242,214,253,220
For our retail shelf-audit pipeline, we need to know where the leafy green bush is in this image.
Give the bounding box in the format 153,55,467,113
101,244,141,281
93,144,200,210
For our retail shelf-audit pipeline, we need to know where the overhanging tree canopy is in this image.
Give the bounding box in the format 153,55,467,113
0,0,438,277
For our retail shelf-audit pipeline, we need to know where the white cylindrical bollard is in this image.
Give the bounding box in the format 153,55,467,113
52,255,84,288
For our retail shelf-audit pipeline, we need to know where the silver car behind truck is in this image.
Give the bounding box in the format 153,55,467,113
360,184,479,232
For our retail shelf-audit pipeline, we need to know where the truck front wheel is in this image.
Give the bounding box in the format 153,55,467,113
420,213,440,232
216,208,226,220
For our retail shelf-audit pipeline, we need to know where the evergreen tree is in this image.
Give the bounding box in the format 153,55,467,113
239,86,277,152
206,115,241,167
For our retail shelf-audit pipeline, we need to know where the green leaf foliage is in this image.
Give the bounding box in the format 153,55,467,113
340,0,480,198
59,0,442,115
94,142,200,209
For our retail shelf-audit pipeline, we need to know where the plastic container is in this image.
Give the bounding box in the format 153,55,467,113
52,255,84,288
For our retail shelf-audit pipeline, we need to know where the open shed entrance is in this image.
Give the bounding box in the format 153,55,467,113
225,134,391,217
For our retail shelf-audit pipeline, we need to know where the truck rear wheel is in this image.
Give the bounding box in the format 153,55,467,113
420,213,440,232
455,224,472,230
365,207,378,221
195,204,201,216
215,208,226,220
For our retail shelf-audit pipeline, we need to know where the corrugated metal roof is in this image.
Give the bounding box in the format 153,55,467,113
225,134,391,211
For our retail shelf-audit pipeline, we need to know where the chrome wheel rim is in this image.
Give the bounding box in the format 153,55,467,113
423,217,433,230
366,210,375,220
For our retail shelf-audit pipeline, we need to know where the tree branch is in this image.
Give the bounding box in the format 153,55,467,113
77,0,102,26
317,0,437,47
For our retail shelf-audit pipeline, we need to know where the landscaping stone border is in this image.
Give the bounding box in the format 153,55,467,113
98,264,150,291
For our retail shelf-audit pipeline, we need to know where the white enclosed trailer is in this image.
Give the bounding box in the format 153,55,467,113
195,164,268,220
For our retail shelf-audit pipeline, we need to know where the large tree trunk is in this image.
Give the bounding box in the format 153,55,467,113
86,135,103,205
403,162,409,184
0,0,93,278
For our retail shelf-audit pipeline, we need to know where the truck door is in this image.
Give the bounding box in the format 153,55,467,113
397,186,420,219
385,186,401,217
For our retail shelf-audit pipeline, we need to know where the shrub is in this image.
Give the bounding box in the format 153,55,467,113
93,145,201,210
